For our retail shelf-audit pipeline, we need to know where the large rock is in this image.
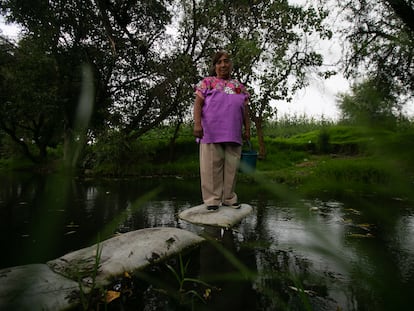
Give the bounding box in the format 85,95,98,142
0,227,205,310
47,227,205,287
0,264,79,311
179,204,253,228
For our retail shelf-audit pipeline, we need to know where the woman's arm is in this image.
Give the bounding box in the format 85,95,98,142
193,94,204,138
243,100,251,141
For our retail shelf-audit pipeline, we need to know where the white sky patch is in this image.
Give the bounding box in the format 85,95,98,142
272,0,351,120
0,15,20,39
275,74,350,120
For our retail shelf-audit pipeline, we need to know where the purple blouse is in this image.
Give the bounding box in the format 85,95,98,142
195,76,249,145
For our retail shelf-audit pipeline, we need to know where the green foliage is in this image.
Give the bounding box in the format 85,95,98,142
78,242,103,311
0,156,34,170
87,125,199,176
2,0,414,169
313,157,392,184
336,0,414,98
0,0,191,162
265,115,334,138
299,156,405,199
33,116,412,204
0,36,63,162
261,138,309,166
337,77,400,127
88,130,150,175
317,127,330,153
248,119,413,200
325,125,370,144
165,254,212,306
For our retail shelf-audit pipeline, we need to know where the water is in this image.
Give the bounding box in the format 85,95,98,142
1,172,413,310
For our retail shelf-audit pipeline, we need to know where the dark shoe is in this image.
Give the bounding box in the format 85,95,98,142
206,205,219,211
222,202,241,209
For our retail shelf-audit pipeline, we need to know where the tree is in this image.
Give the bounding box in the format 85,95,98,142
329,0,414,103
337,77,400,127
0,0,184,164
0,36,63,162
175,0,333,158
1,0,333,165
0,0,107,163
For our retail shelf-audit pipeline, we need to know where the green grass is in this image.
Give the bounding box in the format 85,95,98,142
2,118,414,200
68,121,414,202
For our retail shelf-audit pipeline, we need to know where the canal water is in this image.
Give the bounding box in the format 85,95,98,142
0,172,413,310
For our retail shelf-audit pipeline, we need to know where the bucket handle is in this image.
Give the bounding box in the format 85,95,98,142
244,140,253,151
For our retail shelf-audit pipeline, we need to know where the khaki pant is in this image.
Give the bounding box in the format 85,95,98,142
199,143,241,206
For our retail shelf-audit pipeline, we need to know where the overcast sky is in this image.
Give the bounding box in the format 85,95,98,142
0,16,16,38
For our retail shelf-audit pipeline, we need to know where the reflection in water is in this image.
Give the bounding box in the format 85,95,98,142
143,201,177,228
197,227,258,311
1,174,413,310
84,186,98,215
394,212,414,282
247,200,353,310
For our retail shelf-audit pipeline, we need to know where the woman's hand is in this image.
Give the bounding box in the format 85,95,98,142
243,129,250,141
193,124,203,138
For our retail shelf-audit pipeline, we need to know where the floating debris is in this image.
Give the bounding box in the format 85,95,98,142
344,208,361,215
104,272,134,304
203,288,212,300
104,290,121,303
288,286,317,296
66,222,79,228
355,223,373,231
348,233,374,238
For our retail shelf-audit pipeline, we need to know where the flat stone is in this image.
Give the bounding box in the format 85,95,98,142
178,204,253,228
0,263,79,311
47,227,204,287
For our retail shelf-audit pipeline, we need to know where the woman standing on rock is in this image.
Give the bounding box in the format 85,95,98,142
193,50,250,211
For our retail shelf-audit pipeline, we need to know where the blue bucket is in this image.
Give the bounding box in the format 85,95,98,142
239,141,258,173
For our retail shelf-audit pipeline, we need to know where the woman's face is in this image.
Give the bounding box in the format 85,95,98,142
215,54,232,79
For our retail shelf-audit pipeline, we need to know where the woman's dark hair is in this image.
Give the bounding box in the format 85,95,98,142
209,50,231,76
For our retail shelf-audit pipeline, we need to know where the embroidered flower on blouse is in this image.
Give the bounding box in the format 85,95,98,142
196,76,249,97
224,86,234,94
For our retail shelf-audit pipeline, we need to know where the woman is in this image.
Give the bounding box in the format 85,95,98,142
193,51,250,211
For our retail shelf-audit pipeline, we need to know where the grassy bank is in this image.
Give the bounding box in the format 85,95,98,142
80,121,413,199
2,121,414,200
256,124,414,200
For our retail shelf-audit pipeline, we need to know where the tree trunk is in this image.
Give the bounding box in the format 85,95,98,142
63,127,74,167
0,124,38,163
168,119,182,162
37,143,48,163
